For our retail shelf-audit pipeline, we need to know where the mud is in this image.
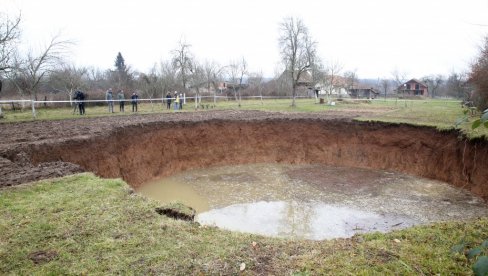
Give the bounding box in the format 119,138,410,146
138,163,488,239
1,110,487,201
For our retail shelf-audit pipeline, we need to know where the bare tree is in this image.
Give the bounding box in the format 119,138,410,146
171,39,193,92
391,69,407,87
323,61,343,100
380,78,390,100
10,34,73,100
158,60,178,96
0,13,21,93
137,67,159,99
86,66,106,91
48,64,87,104
189,60,206,108
227,57,247,107
248,71,264,98
391,69,408,98
278,16,317,107
446,72,469,100
422,75,443,98
343,70,357,98
202,60,224,106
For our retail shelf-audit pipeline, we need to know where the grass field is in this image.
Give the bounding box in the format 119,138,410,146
1,173,486,274
1,97,487,138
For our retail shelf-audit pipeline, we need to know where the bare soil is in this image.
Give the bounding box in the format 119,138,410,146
1,110,487,200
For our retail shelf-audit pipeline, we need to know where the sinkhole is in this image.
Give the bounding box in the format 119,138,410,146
18,118,488,239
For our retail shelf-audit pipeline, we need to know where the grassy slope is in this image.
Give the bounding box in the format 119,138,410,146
1,173,486,274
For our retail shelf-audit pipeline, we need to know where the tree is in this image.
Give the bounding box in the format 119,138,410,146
391,69,408,98
344,70,357,98
446,72,469,100
248,71,264,99
323,61,343,100
227,58,247,106
278,17,317,107
0,13,21,93
10,34,73,100
380,79,390,100
114,52,125,71
470,36,488,111
171,39,193,91
422,75,443,98
48,64,87,104
188,60,206,108
112,52,132,89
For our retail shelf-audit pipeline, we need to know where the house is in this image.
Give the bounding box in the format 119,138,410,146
348,83,380,99
217,80,249,94
397,79,429,96
315,75,349,97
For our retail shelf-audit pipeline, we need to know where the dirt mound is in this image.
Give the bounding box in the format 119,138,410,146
0,110,487,200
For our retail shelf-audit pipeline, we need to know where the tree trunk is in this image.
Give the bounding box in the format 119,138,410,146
195,90,199,109
291,83,297,107
69,89,73,106
238,89,242,107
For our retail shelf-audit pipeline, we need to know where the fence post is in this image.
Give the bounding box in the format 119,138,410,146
31,100,37,118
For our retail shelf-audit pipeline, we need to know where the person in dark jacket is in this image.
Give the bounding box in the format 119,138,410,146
166,92,172,109
131,92,139,112
74,90,86,115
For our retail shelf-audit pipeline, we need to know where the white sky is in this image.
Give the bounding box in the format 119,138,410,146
2,0,488,79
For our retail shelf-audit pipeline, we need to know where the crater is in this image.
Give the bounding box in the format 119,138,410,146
1,112,487,238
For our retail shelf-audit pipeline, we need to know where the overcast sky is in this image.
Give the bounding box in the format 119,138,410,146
2,0,488,79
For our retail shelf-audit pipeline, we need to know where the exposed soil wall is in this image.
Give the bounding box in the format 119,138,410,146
17,118,488,200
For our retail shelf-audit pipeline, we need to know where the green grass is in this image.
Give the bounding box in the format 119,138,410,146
0,173,486,274
3,97,486,138
357,99,488,138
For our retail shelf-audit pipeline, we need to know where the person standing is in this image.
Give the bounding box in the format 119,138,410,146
118,90,125,112
131,92,139,112
174,92,179,111
166,92,172,109
106,88,114,113
74,90,86,115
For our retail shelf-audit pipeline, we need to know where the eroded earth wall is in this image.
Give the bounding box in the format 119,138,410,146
20,119,488,200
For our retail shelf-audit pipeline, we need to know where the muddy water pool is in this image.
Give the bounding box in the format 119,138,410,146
137,163,488,240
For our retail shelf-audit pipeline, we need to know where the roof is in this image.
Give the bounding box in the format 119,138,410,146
408,78,428,87
398,79,429,90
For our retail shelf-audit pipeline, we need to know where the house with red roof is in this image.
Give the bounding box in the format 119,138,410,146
397,79,429,96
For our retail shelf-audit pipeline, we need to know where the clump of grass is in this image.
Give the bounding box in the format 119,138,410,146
0,173,487,274
155,202,196,221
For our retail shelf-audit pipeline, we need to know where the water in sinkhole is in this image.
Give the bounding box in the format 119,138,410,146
136,163,488,240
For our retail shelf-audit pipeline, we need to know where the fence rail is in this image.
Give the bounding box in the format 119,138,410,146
0,95,462,120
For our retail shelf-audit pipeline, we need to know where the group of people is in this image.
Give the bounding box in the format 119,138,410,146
105,88,139,113
73,88,186,115
165,91,184,111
